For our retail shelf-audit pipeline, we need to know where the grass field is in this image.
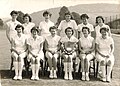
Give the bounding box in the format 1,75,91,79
0,30,120,86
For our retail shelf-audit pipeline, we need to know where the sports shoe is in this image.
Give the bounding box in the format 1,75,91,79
17,76,22,80
81,75,85,81
35,76,39,80
31,76,35,80
101,77,106,82
53,72,57,78
49,73,53,79
64,73,68,80
68,72,73,80
86,75,90,81
106,76,111,82
13,76,18,80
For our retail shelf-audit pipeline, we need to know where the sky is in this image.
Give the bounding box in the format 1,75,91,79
0,0,119,18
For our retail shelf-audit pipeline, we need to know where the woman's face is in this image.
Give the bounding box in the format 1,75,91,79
11,14,17,20
82,29,89,37
65,14,71,21
32,30,38,37
50,29,56,36
82,17,88,24
16,27,22,34
24,16,30,23
66,29,73,37
44,14,50,20
101,29,108,38
97,18,103,24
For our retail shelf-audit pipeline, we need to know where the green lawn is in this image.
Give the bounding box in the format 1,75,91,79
0,30,120,86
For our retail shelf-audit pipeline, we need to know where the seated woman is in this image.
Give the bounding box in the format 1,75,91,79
11,24,27,80
78,27,95,81
44,26,61,79
96,27,114,82
60,27,78,80
27,27,44,80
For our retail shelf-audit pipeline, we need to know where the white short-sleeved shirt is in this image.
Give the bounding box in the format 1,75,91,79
27,36,44,55
6,20,21,37
39,20,54,37
96,36,114,55
58,20,78,37
22,22,35,37
95,23,111,38
79,35,94,51
45,35,61,52
60,35,78,43
12,34,27,53
78,23,94,37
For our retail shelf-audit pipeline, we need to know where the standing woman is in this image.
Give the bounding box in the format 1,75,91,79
27,27,44,80
11,24,27,80
78,27,95,81
58,12,78,37
6,10,21,43
60,27,78,80
45,26,61,78
95,16,111,39
39,11,54,38
96,27,114,82
22,14,35,38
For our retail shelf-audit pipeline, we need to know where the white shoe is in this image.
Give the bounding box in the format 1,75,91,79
101,77,106,82
13,76,18,80
31,76,35,80
35,76,39,80
49,73,53,79
53,73,57,78
18,76,22,80
86,75,90,81
64,73,68,80
69,72,73,80
106,76,111,82
81,75,85,81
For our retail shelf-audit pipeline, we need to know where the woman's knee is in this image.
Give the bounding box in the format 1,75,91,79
107,60,112,66
100,60,105,66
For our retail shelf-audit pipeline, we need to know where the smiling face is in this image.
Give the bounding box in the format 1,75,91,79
66,29,73,37
44,14,50,20
100,29,108,38
65,14,71,21
32,30,38,37
24,16,30,23
16,27,23,34
50,28,56,36
97,18,103,24
82,17,88,24
11,14,18,20
82,28,89,37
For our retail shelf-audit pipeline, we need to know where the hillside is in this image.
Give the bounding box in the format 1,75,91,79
31,3,120,25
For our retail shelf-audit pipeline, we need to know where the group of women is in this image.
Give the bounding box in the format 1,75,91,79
6,10,114,83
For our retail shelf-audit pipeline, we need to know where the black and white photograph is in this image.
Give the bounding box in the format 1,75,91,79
0,0,120,86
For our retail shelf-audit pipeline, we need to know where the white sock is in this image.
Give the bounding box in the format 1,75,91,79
18,62,23,77
100,66,106,78
31,64,35,76
64,62,68,74
35,64,40,77
107,66,112,78
13,62,18,76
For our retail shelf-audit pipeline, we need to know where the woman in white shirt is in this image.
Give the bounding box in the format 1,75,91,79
96,27,114,82
45,26,61,79
11,24,27,80
60,27,78,80
78,27,95,81
39,11,54,38
27,27,44,80
95,16,111,39
22,14,35,38
58,12,78,37
6,10,21,43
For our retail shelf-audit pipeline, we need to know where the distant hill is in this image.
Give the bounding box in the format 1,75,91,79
31,3,120,26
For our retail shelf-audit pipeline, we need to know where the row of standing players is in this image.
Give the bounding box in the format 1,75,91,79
6,10,114,83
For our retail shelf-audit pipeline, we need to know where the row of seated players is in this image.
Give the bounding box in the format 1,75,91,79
11,24,114,83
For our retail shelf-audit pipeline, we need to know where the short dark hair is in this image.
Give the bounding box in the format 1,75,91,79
96,16,104,24
100,27,109,33
23,14,32,22
65,11,71,16
30,26,39,33
10,10,18,16
82,27,90,34
65,27,74,35
43,11,52,17
49,26,57,32
15,24,24,32
80,14,89,19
